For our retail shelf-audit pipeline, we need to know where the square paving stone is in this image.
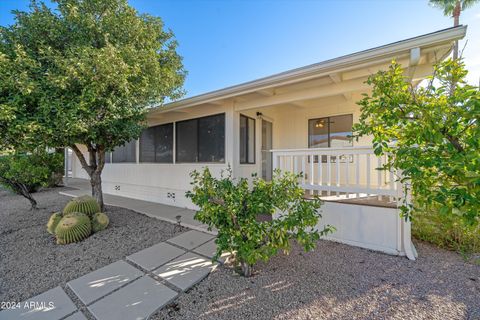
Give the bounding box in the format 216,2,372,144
64,311,87,320
0,287,76,320
87,276,177,320
167,230,214,250
193,239,230,263
126,242,185,271
154,252,217,291
67,260,143,305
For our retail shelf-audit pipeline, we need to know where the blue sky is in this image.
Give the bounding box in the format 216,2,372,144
1,0,479,98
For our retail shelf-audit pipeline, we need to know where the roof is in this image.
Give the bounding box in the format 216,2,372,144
152,25,467,113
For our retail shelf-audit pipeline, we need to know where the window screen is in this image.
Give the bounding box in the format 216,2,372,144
240,115,255,164
112,140,136,163
139,123,173,163
176,113,225,163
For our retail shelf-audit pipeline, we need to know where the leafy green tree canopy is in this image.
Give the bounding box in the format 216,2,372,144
0,152,63,209
0,0,186,208
354,59,480,225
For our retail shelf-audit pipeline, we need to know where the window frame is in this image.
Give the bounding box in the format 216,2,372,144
175,113,226,164
239,114,256,165
139,122,174,164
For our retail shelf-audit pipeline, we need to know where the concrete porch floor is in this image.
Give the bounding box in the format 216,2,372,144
60,178,215,235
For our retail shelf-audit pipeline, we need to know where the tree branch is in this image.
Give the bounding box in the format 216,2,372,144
70,144,94,176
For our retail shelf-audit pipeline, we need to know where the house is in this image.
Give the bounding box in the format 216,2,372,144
69,26,467,259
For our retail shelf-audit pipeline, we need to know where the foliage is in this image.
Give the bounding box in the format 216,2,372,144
413,205,480,253
187,168,333,277
0,152,63,209
353,59,480,227
55,212,92,245
47,212,63,234
63,195,101,218
0,0,186,209
429,0,478,17
91,212,110,233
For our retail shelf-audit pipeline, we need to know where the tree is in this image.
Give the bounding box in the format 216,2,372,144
187,168,334,277
0,0,185,210
429,0,479,59
353,59,480,226
0,152,63,209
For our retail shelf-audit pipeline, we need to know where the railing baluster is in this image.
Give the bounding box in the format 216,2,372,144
309,154,314,195
327,155,331,196
355,153,360,198
377,156,382,201
366,153,371,197
345,154,349,198
389,154,395,202
318,155,322,191
336,155,340,197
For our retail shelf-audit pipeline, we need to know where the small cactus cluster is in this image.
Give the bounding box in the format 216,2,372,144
63,195,101,218
47,195,110,244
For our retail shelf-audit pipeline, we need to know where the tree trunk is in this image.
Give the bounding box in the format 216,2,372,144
452,1,461,60
5,179,38,210
240,261,252,277
70,144,106,211
90,171,104,212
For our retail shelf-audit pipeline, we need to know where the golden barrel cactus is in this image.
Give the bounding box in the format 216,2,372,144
63,195,100,218
47,212,62,234
92,212,109,233
55,212,92,244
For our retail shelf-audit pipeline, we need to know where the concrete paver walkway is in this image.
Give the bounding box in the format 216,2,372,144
0,229,220,320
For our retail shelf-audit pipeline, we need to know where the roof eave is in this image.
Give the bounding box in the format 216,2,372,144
151,25,467,114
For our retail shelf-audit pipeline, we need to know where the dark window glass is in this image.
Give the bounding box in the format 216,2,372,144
176,113,225,163
140,123,173,163
308,114,353,148
240,115,255,164
112,140,136,163
176,119,198,162
198,114,225,162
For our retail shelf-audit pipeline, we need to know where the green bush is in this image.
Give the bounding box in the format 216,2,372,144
413,206,480,254
0,152,63,209
187,168,334,277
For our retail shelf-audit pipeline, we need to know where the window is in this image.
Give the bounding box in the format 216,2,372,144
240,115,255,164
308,114,353,148
139,123,173,163
176,113,225,163
112,140,136,163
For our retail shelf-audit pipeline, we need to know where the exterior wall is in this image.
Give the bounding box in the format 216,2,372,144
318,202,404,255
71,97,374,208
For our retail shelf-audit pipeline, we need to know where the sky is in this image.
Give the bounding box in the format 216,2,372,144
1,0,479,98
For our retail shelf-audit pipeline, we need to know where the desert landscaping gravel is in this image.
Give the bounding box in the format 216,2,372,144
152,240,480,320
0,187,186,305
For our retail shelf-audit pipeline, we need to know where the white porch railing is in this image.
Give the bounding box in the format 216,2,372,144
271,146,401,202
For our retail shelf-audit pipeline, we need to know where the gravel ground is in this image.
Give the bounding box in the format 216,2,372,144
152,240,480,320
0,187,185,305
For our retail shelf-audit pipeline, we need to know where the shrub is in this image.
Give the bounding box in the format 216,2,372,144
187,168,334,277
413,205,480,254
0,152,63,209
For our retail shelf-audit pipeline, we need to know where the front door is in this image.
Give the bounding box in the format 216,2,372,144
261,119,273,181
